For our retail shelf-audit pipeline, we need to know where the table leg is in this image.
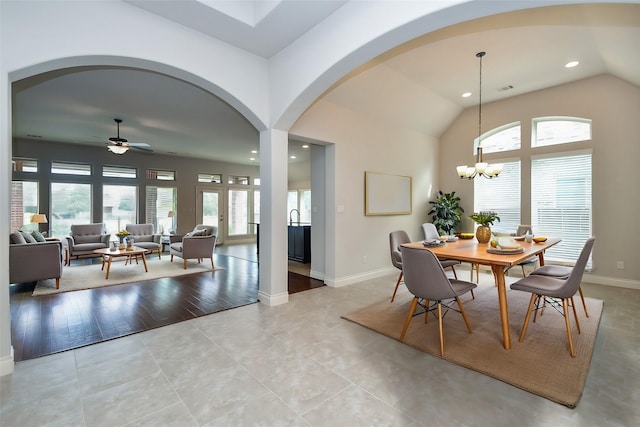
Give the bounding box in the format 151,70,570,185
141,252,148,272
537,251,546,266
105,256,112,279
492,265,511,350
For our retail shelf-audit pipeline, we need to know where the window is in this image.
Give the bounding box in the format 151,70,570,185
288,189,311,224
253,189,260,226
50,183,92,236
474,122,521,154
51,162,91,175
531,151,592,266
228,175,249,185
228,189,249,235
198,173,222,183
13,158,38,173
11,181,39,231
146,186,176,234
474,161,521,234
103,166,137,178
253,177,260,186
103,185,137,233
533,117,591,147
146,169,175,181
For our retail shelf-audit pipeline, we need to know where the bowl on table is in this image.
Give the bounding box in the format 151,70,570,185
533,236,548,243
458,232,475,240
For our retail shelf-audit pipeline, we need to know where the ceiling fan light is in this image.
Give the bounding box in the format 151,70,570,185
107,145,129,155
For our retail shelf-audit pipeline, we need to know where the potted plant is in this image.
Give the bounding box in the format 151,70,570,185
428,191,464,235
469,211,500,243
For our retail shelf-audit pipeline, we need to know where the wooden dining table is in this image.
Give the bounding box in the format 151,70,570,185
403,237,561,350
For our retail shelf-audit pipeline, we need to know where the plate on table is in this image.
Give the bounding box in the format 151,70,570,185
487,247,524,254
423,240,445,247
446,236,459,242
513,236,525,241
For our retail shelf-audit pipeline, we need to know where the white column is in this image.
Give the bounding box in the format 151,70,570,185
0,71,15,375
258,128,289,306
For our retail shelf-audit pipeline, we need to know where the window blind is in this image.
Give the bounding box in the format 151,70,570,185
474,160,521,234
531,151,592,267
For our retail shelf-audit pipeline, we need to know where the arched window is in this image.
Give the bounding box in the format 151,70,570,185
473,121,520,154
532,117,591,147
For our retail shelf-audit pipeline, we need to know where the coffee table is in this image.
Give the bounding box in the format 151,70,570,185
93,246,149,279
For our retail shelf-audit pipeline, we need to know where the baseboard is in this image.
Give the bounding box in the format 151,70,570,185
309,269,324,281
0,346,14,377
258,290,289,306
325,267,396,288
583,273,640,290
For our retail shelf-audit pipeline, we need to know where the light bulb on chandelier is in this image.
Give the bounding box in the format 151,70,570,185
456,51,503,179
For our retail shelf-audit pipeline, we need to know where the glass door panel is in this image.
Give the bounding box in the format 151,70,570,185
197,189,223,244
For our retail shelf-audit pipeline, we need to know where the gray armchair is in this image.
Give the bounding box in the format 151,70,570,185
125,223,162,259
170,225,217,269
64,223,110,264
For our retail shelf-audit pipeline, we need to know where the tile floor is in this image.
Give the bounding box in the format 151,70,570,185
1,270,639,426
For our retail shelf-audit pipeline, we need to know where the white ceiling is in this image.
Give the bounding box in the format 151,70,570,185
11,2,640,166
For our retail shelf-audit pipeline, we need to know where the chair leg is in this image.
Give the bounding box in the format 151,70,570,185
400,297,418,341
570,296,581,334
183,259,187,270
424,299,430,324
519,294,538,342
390,271,403,302
578,286,589,317
450,265,458,279
456,296,473,333
562,298,576,357
170,254,174,262
437,303,445,356
521,265,527,277
209,257,214,269
55,277,60,289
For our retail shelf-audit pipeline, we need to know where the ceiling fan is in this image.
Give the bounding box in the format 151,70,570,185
106,118,152,154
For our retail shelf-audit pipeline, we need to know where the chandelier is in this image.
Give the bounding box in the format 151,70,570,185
456,51,503,179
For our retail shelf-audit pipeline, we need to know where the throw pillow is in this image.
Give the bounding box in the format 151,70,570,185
10,232,27,244
20,230,37,243
31,230,46,242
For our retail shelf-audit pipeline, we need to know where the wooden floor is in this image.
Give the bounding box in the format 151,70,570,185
9,252,323,362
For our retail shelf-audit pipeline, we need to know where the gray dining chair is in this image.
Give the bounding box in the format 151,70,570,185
389,230,411,302
399,245,477,356
505,225,538,277
422,222,474,298
528,235,596,318
509,236,595,357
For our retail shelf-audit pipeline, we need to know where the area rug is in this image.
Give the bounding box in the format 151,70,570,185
33,257,223,296
342,285,603,408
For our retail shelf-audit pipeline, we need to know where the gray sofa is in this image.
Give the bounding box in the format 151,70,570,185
64,223,110,264
125,223,162,259
10,231,64,289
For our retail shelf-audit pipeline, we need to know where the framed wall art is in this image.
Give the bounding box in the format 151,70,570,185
365,171,412,216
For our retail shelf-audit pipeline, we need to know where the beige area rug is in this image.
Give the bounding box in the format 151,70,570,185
342,285,603,408
33,257,223,296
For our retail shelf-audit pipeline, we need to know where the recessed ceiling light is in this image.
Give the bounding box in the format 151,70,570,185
565,61,579,68
462,92,472,98
290,155,296,159
251,150,258,154
249,157,255,161
302,144,309,148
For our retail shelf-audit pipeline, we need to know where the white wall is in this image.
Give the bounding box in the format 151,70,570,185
291,99,438,286
439,75,640,287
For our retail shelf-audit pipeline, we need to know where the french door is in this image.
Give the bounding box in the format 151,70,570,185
196,188,224,244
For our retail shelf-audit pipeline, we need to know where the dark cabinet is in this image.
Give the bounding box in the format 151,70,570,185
288,225,311,263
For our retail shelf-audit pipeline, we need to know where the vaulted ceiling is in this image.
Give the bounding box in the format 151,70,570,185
12,2,640,166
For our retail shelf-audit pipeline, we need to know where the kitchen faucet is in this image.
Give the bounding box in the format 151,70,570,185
289,209,300,226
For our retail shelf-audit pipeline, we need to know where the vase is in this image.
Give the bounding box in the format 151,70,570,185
476,225,491,244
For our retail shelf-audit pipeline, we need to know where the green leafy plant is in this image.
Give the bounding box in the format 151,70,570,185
428,190,464,235
469,211,501,227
